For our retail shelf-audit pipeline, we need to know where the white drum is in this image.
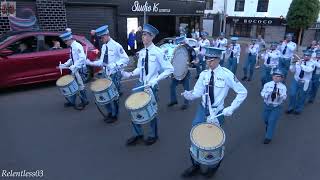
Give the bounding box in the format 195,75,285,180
172,45,190,80
56,75,79,97
90,78,119,105
190,123,225,166
125,91,157,124
160,43,177,62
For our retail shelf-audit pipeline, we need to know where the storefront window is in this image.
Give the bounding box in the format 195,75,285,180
233,24,251,37
256,25,265,38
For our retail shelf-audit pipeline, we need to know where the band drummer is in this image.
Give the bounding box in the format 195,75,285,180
58,31,89,110
279,33,297,80
181,47,247,177
213,32,228,66
122,24,174,146
226,37,241,75
260,68,287,144
86,25,129,123
196,31,210,79
261,42,281,87
168,36,196,110
242,38,260,81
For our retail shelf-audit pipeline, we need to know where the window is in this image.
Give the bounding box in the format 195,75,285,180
233,24,252,37
256,25,265,38
257,0,269,12
205,0,213,10
234,0,245,11
7,36,37,54
43,36,67,51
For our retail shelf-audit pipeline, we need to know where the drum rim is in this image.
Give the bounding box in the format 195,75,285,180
125,91,152,110
90,78,113,92
190,122,225,150
56,75,75,87
172,45,190,80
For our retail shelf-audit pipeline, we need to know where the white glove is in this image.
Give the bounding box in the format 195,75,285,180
222,106,234,117
69,65,76,73
107,63,116,71
85,59,93,66
58,64,66,69
181,90,196,101
148,79,158,88
121,71,132,78
206,115,220,126
236,56,240,64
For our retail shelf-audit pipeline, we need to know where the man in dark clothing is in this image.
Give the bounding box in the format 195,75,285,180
135,26,143,51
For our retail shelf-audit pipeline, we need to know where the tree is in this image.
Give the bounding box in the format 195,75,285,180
286,0,320,45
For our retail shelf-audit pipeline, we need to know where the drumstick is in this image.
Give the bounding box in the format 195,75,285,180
59,61,62,75
214,113,224,118
132,84,148,91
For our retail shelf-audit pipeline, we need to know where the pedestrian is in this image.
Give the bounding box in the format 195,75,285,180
307,49,320,103
255,34,266,69
260,68,287,144
226,37,241,75
90,29,100,50
242,38,260,81
181,46,247,178
136,26,143,51
260,42,281,87
286,50,315,115
58,31,89,110
122,24,174,146
86,25,129,123
167,36,196,110
128,29,136,56
279,33,297,80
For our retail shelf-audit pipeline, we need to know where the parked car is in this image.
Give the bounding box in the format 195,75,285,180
0,31,99,88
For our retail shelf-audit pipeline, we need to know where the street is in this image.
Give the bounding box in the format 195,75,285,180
1,49,320,180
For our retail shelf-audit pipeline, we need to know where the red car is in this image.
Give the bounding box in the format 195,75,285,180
0,31,99,88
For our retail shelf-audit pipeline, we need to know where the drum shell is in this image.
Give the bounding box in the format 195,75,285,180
190,123,225,166
125,91,158,124
57,77,79,97
91,80,119,105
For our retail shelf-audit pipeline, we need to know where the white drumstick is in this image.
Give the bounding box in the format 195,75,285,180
132,84,148,91
214,113,224,118
59,61,62,75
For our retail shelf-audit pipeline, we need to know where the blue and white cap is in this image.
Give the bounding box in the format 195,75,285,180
143,24,159,36
272,68,284,76
200,31,209,37
251,38,257,42
286,33,294,37
316,50,320,57
95,25,109,37
230,37,239,41
175,36,186,44
204,47,224,59
220,32,225,36
303,49,313,56
270,41,278,47
59,31,72,41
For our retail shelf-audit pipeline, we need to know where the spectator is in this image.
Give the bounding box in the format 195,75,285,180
18,43,31,53
128,29,136,55
50,40,62,50
136,26,143,51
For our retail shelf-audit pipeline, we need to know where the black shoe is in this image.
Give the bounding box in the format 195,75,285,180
247,77,252,81
286,109,294,114
241,76,247,81
181,165,200,178
263,138,271,144
105,116,118,124
180,104,188,110
64,102,74,107
167,101,178,107
293,111,301,115
308,100,314,104
144,137,158,146
82,101,89,107
74,104,85,111
126,135,143,146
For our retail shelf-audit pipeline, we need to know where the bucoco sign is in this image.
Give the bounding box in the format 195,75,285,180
243,19,273,24
131,1,170,13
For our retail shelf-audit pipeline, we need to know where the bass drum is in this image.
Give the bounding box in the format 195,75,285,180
172,45,190,80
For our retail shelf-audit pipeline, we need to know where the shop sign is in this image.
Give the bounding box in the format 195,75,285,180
227,16,285,26
1,1,16,17
131,1,170,13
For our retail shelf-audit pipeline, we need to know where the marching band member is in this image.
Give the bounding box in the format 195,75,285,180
226,37,241,74
167,36,196,110
307,50,320,103
279,33,297,80
195,31,210,79
286,50,315,115
86,25,129,123
181,47,247,178
242,38,260,81
261,42,281,87
260,69,287,144
122,24,174,146
213,32,228,66
255,35,266,69
58,31,89,110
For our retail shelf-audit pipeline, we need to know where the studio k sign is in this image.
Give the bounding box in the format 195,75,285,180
243,19,273,25
131,1,160,12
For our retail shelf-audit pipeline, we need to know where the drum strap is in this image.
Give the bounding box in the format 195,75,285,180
103,45,109,64
70,47,74,65
145,49,149,75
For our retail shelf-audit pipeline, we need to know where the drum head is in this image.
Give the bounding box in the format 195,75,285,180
56,75,74,86
172,45,190,80
90,78,112,92
125,91,151,110
191,123,225,149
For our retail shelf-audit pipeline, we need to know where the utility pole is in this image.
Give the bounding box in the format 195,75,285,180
223,0,227,33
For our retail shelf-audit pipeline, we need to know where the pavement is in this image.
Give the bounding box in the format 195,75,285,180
0,47,320,180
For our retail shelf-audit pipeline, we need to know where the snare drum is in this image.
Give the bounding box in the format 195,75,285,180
56,75,79,97
190,123,225,166
125,91,157,124
90,78,119,105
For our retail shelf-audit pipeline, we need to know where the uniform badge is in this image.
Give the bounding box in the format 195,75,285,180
234,75,239,83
